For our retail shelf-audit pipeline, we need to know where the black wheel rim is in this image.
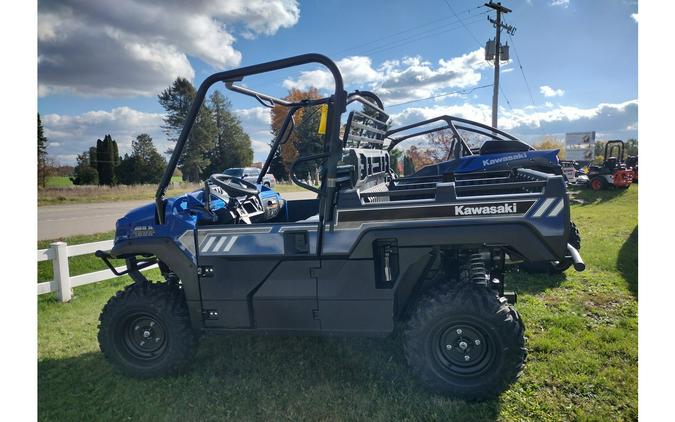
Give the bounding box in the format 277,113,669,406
432,321,495,377
119,312,167,361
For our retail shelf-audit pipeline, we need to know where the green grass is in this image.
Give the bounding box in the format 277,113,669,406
38,186,638,421
44,176,74,188
38,231,117,283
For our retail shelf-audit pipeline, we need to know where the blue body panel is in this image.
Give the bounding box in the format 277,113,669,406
414,149,560,176
113,185,283,257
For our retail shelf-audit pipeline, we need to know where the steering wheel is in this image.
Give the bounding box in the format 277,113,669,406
208,174,260,197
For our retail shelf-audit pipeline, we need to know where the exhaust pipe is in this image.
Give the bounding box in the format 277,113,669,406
566,243,585,272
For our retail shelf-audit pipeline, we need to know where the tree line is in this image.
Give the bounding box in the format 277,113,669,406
65,77,255,186
71,133,166,185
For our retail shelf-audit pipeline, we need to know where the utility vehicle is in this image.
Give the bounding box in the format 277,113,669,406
372,111,582,273
587,140,634,190
96,54,584,400
383,115,564,180
223,166,276,188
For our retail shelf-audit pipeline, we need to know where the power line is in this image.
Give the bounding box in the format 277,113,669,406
385,83,494,108
443,0,483,46
336,5,486,56
360,14,488,57
336,5,485,54
507,33,535,106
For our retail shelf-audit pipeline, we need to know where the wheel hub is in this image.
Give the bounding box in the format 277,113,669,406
438,323,491,373
122,314,167,360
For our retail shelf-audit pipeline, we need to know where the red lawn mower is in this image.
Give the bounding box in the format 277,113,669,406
587,140,634,190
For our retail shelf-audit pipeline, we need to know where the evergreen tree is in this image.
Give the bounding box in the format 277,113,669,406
71,150,99,185
118,134,166,184
158,77,217,182
38,114,48,187
268,146,289,181
205,91,253,175
96,134,119,185
88,146,98,171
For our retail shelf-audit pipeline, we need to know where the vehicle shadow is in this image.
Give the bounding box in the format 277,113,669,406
569,186,630,206
507,268,567,295
39,337,502,421
617,226,638,299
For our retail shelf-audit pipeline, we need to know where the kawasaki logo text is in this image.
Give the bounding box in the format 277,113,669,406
482,153,527,167
455,203,517,216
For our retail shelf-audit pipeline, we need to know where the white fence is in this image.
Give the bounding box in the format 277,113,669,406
37,240,157,302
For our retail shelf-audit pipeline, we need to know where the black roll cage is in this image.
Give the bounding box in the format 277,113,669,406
385,115,522,160
155,54,347,232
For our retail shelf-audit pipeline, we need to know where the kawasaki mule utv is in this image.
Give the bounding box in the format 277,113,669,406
354,109,582,273
96,54,584,400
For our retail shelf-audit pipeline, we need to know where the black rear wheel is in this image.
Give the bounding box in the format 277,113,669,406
403,284,526,400
590,177,606,191
98,282,198,378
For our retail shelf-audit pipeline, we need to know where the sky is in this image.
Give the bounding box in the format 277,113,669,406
37,0,638,165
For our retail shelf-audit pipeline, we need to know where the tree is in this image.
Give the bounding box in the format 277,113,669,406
38,114,48,187
270,88,322,180
158,77,217,182
426,129,455,162
403,155,415,176
118,134,167,185
96,134,119,185
389,148,403,175
406,145,435,172
71,151,99,185
205,91,253,175
533,136,565,159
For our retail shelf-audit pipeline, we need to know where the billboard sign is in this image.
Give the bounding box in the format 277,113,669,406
565,132,595,162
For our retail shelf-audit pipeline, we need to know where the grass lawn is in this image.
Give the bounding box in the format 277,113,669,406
37,187,638,421
38,181,306,206
44,176,74,188
38,183,201,206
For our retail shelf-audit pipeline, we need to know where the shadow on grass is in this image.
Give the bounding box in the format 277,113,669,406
39,335,502,421
617,225,638,299
569,186,630,206
507,268,567,296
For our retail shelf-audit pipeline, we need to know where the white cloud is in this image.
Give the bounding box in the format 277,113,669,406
390,99,638,141
540,85,565,97
38,0,300,97
550,0,570,8
42,107,166,164
283,56,381,91
631,13,638,23
283,48,492,104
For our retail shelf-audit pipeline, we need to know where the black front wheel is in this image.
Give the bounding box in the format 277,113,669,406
403,284,526,400
98,283,198,378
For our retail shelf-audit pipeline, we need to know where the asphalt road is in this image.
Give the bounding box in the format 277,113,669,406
38,191,316,241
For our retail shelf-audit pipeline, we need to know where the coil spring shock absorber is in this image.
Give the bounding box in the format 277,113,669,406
468,251,488,286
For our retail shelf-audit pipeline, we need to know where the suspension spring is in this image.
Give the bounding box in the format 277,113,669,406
469,252,488,285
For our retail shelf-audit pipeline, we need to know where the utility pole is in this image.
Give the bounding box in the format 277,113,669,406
485,2,515,128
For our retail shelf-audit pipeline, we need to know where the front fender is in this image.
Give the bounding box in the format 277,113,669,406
111,237,203,330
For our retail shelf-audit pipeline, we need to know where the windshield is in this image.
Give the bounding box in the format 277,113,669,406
223,168,244,177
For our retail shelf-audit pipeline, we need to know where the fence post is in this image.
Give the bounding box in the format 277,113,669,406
51,241,72,302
